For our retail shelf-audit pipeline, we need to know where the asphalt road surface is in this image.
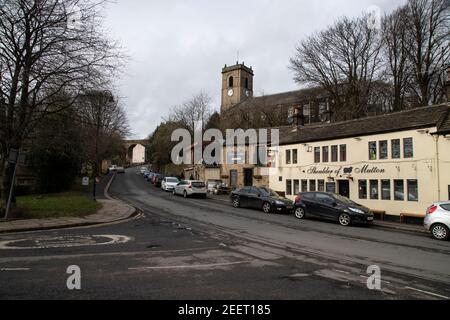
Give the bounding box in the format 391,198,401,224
1,167,449,300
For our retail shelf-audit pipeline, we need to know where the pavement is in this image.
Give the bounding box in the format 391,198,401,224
0,174,137,234
207,194,428,235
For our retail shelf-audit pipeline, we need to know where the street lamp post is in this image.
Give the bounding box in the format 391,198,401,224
3,149,25,220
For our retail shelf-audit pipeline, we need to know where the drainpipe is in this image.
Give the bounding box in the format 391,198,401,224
434,135,441,201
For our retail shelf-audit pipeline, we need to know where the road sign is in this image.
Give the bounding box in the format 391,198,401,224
82,177,89,186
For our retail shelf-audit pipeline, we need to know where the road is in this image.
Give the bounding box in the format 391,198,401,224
0,167,449,300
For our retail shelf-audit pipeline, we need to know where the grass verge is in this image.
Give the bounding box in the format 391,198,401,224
15,192,102,220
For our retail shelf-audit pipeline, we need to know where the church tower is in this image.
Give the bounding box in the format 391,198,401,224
221,62,254,114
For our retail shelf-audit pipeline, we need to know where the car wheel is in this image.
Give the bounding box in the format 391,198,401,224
294,207,306,220
431,224,450,241
232,198,240,208
338,213,351,226
262,202,272,214
183,191,188,198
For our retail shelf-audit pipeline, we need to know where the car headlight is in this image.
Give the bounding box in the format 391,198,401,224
348,207,365,214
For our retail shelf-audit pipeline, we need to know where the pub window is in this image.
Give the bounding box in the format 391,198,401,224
381,180,391,200
340,145,347,162
292,149,298,164
369,141,377,160
301,180,308,192
370,180,379,200
286,150,291,165
326,182,336,193
331,145,338,162
394,180,405,201
404,138,414,158
314,147,321,163
309,180,316,192
318,180,325,192
286,180,292,196
293,180,300,194
359,180,367,199
407,180,418,202
379,141,388,160
391,139,401,159
322,146,329,162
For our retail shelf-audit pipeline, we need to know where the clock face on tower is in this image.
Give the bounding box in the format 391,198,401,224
227,89,234,97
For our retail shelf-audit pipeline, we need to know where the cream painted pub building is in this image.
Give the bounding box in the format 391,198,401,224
269,104,450,219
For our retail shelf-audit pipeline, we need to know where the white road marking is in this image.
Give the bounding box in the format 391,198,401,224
0,235,132,250
128,260,253,271
335,269,350,275
0,268,30,271
404,287,450,300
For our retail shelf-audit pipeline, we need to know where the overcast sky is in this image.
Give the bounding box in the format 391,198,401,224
103,0,406,139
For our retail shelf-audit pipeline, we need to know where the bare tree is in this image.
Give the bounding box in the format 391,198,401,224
167,92,213,136
382,7,412,111
405,0,449,106
76,90,129,196
290,15,385,120
0,0,122,210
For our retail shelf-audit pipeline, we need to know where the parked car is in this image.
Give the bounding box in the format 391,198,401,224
109,165,125,174
145,172,155,182
161,177,180,192
424,202,450,241
152,174,165,187
293,192,374,226
231,186,294,214
140,166,149,175
173,180,207,198
142,170,150,178
212,182,232,195
207,180,223,193
115,166,125,174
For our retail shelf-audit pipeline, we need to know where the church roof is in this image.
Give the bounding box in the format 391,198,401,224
226,87,329,113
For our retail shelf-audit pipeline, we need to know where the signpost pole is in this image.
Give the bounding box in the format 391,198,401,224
4,160,19,221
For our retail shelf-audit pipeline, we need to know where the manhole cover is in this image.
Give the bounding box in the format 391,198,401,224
0,235,132,250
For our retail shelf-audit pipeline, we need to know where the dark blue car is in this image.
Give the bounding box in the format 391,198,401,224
293,192,374,226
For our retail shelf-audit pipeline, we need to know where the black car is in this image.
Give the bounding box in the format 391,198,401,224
231,186,294,214
293,192,374,226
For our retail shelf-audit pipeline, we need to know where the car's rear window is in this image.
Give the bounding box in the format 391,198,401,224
167,178,179,183
192,182,205,188
441,204,450,211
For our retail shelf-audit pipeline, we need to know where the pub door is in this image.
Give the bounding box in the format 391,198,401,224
338,180,350,198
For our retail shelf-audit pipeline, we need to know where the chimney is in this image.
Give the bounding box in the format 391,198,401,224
293,107,305,127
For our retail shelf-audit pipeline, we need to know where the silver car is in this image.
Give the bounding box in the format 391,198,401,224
424,202,450,241
173,180,207,198
161,177,180,192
